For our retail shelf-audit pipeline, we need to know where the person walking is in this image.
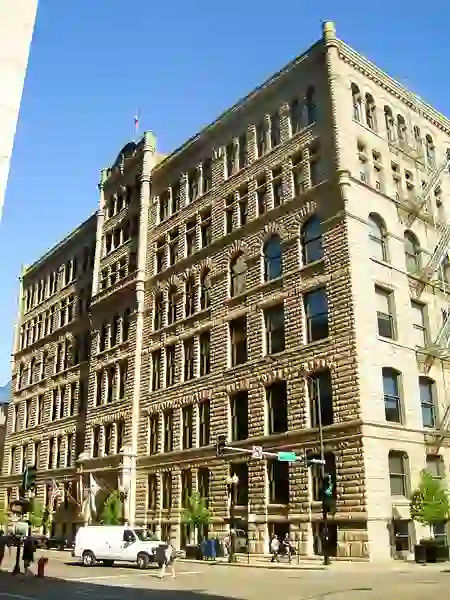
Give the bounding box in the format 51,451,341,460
158,539,176,579
22,536,37,575
270,534,280,563
282,533,292,563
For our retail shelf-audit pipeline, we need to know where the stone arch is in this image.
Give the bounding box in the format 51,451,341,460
260,221,288,244
301,357,335,374
227,240,249,260
167,274,183,290
294,201,317,227
259,367,292,386
194,258,213,276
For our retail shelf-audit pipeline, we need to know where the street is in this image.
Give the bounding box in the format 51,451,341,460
1,550,450,600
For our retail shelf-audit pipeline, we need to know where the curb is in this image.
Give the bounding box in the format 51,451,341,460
179,559,327,571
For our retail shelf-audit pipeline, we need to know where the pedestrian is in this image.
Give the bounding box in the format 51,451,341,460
270,534,280,563
158,538,176,579
22,536,37,575
282,534,292,563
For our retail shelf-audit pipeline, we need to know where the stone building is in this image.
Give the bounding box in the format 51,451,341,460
1,21,450,560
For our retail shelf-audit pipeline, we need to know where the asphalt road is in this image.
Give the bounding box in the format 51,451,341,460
1,550,449,600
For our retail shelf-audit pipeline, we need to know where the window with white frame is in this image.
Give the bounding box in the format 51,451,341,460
411,301,427,347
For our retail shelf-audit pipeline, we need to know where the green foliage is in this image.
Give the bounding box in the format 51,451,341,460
0,508,6,526
181,492,212,541
28,497,44,529
410,470,450,533
100,491,123,525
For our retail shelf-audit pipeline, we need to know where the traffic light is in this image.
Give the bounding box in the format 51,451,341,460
216,435,227,457
321,472,336,516
21,464,37,494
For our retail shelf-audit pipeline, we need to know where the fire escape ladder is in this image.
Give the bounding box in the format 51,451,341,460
405,149,450,229
421,223,450,283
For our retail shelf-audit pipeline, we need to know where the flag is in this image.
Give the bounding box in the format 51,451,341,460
134,115,140,132
50,479,61,507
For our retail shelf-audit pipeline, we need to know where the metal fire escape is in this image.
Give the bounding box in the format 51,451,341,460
405,148,450,450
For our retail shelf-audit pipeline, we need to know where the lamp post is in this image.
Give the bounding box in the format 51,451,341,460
226,474,239,563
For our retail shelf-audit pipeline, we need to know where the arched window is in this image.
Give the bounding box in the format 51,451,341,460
185,276,197,317
263,235,282,281
306,87,316,125
365,94,377,131
301,216,323,265
153,292,164,330
425,134,435,166
200,269,211,310
351,83,362,122
384,106,395,141
404,231,420,273
230,254,247,297
167,285,178,325
397,115,407,142
368,213,387,261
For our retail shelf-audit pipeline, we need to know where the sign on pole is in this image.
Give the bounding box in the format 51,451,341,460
277,451,297,462
252,445,263,460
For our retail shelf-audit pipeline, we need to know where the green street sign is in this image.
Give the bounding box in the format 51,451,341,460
277,452,297,462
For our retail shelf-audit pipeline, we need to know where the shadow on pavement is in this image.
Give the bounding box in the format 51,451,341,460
0,571,238,600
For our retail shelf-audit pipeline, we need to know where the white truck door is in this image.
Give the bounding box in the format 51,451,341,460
116,529,138,562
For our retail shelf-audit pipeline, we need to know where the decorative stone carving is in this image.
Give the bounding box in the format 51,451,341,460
294,200,317,226
227,240,249,260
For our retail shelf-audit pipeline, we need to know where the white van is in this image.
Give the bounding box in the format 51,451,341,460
73,526,164,569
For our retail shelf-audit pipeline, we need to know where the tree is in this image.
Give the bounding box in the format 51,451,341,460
28,497,44,529
0,508,6,528
410,470,450,537
181,492,212,544
100,491,123,525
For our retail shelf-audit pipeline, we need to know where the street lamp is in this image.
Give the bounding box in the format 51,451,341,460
226,474,239,563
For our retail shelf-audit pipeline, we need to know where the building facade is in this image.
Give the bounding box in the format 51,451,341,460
0,0,38,220
1,21,450,560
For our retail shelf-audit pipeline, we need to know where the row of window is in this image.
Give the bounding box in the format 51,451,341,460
17,333,90,391
351,83,436,166
383,369,439,428
98,309,132,352
154,148,321,273
99,252,137,292
11,380,87,433
388,451,444,497
105,185,134,220
23,247,95,314
375,284,439,349
153,219,323,332
150,292,328,389
103,215,139,256
155,88,317,224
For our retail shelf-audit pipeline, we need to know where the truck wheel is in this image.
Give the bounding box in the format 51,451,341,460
102,560,114,567
137,553,149,569
82,550,96,566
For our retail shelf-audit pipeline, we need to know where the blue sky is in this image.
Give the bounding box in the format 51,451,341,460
1,0,449,384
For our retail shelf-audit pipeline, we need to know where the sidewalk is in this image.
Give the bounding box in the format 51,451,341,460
180,554,450,572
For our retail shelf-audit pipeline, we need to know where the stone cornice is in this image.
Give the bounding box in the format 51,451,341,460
337,41,450,135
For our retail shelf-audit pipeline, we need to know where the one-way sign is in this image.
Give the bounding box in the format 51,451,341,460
252,445,263,459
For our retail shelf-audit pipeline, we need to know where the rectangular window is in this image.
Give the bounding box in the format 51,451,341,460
411,301,427,347
182,405,194,450
202,159,212,194
272,167,283,207
264,304,285,354
225,194,234,234
147,474,157,510
171,182,180,213
226,141,236,178
231,463,249,506
230,391,248,441
376,287,395,339
268,460,289,504
163,409,173,452
290,98,302,134
183,338,195,381
304,288,329,342
426,455,444,478
419,377,436,428
165,345,176,387
389,451,407,496
270,112,281,148
188,168,199,203
256,120,268,157
37,395,44,425
238,132,248,170
200,208,212,247
308,370,333,427
159,190,170,222
151,350,161,391
230,317,247,366
186,218,197,256
383,368,401,423
198,467,210,501
148,414,159,455
162,472,172,508
168,229,179,265
198,400,210,447
257,176,268,215
199,331,210,376
266,381,288,434
238,185,248,227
